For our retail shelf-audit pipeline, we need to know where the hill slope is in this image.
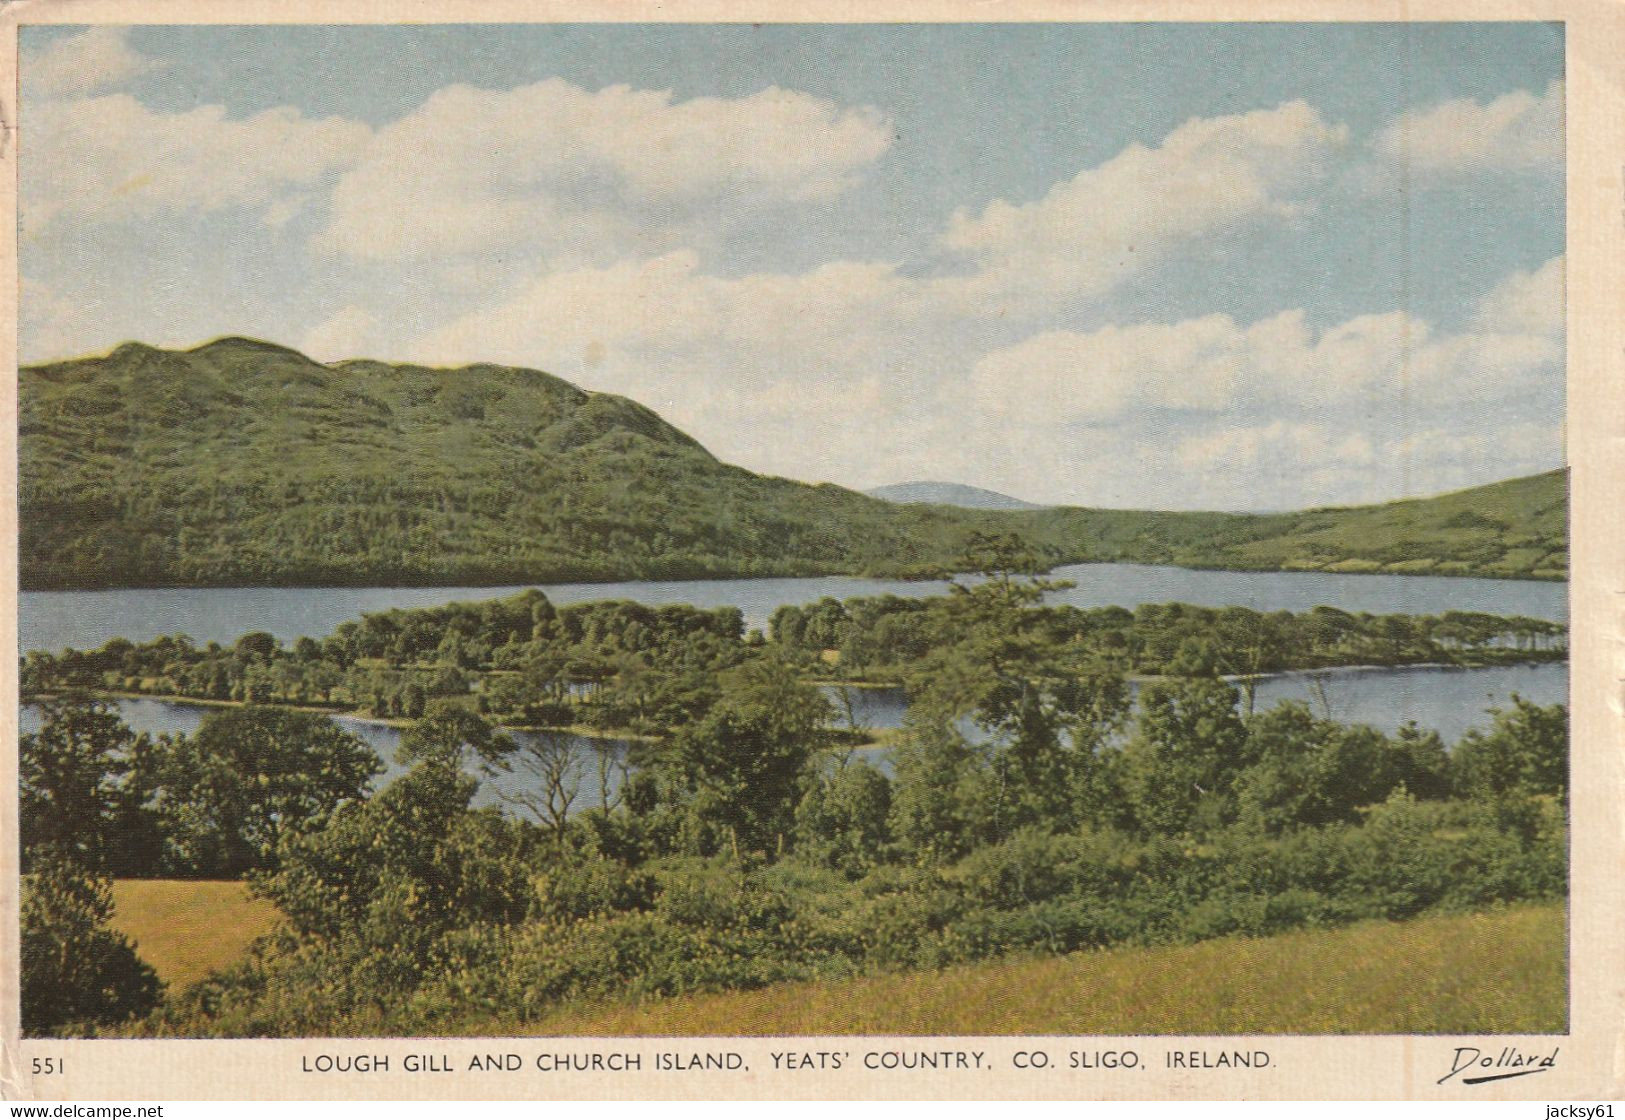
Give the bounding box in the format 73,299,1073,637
1026,470,1567,581
20,339,1000,589
19,339,1567,589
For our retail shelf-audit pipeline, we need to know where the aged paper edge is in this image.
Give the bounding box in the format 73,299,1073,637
0,0,1619,1102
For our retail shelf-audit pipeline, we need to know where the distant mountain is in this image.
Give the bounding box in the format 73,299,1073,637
19,337,1567,589
867,481,1045,511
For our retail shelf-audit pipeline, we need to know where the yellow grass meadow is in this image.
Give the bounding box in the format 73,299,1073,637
507,905,1565,1037
109,880,280,989
107,882,1562,1036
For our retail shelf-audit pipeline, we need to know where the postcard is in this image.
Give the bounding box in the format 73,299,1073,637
2,0,1622,1102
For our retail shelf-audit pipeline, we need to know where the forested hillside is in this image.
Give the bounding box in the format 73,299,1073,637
1027,470,1567,581
19,338,1567,589
20,338,991,589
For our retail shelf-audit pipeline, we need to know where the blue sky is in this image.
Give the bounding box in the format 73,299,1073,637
20,23,1565,510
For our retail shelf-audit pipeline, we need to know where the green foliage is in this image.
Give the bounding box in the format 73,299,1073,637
16,556,1572,1037
1453,696,1569,802
157,706,381,877
1121,677,1248,835
21,854,162,1036
1235,703,1452,833
775,596,1564,684
665,657,832,857
19,339,1001,590
20,695,158,874
795,762,893,876
887,721,987,862
397,706,513,772
257,760,533,946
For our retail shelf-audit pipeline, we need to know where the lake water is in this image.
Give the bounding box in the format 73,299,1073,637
17,697,635,815
830,660,1569,749
19,565,1569,814
22,659,1568,812
19,563,1567,654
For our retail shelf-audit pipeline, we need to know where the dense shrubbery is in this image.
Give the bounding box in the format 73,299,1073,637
135,777,1565,1037
20,854,162,1035
20,542,1569,1037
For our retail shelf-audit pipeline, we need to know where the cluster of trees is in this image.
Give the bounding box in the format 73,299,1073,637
19,540,1569,1037
22,584,1564,746
18,700,383,1032
21,594,754,737
772,597,1565,683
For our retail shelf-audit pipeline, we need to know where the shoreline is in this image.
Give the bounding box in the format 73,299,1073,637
22,656,1570,745
19,555,1570,597
19,689,669,743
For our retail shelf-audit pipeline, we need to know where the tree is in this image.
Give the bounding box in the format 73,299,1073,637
397,707,514,776
20,853,162,1035
233,631,278,663
1454,696,1568,802
668,656,831,858
159,707,381,877
795,761,892,875
1235,702,1425,832
498,733,588,843
255,759,533,972
904,534,1128,839
20,696,150,873
888,718,986,861
1121,677,1247,835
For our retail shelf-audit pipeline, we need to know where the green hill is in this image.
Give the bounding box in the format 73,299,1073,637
1027,470,1568,581
20,338,998,589
19,338,1566,590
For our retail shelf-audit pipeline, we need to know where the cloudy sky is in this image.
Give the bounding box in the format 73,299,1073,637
20,23,1564,511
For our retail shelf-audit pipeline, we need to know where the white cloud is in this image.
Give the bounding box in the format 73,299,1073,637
1174,422,1375,475
935,101,1348,314
23,27,166,97
1157,417,1562,510
20,277,95,362
416,250,916,373
262,194,314,229
969,292,1561,427
1374,80,1562,176
409,249,951,483
969,316,1256,423
301,305,379,363
23,94,371,234
315,79,893,262
398,100,1365,487
1385,421,1562,469
1475,254,1564,336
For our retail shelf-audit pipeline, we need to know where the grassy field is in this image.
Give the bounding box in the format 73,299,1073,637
109,880,280,988
498,905,1565,1037
99,884,1564,1035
